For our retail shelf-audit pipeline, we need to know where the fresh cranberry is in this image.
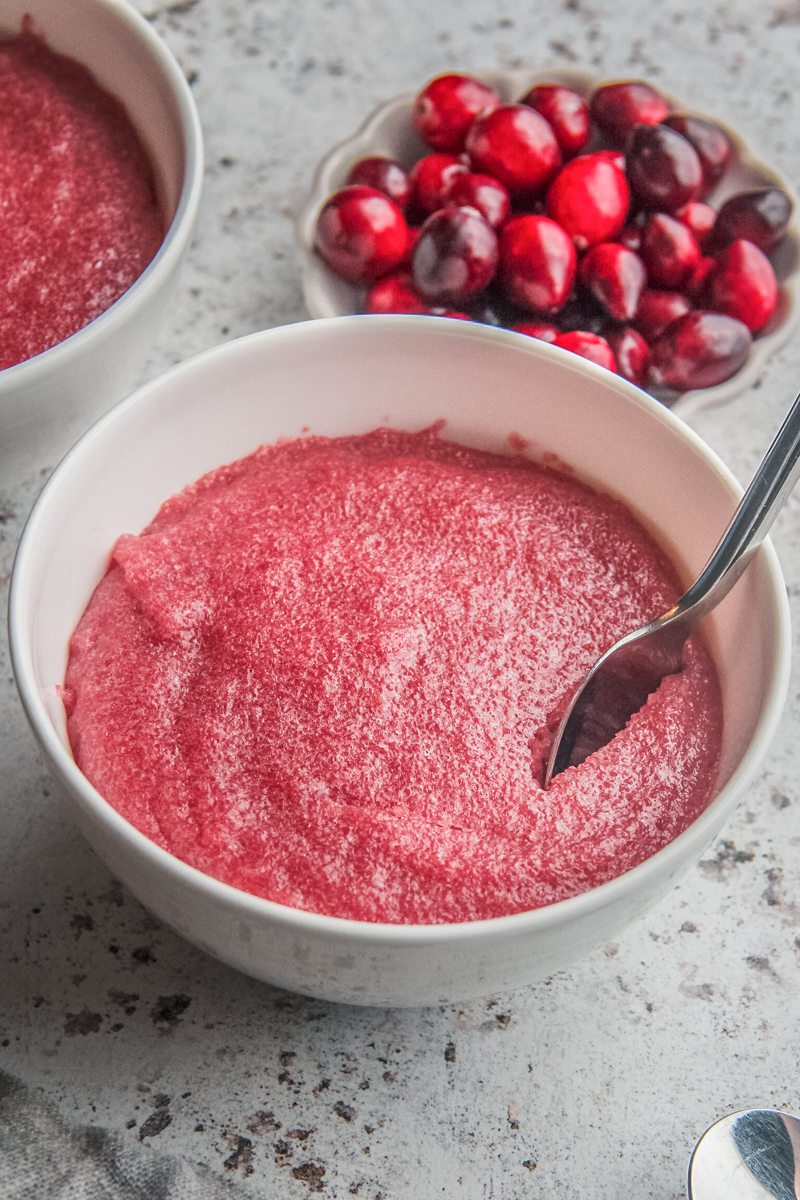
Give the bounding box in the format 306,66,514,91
409,154,466,216
364,271,429,314
593,149,626,171
521,84,589,155
626,124,703,211
412,206,498,304
347,156,411,209
314,185,409,283
441,171,511,228
553,330,617,372
675,200,717,246
650,310,752,390
545,153,630,249
498,214,576,313
634,288,692,341
606,326,651,387
640,213,701,288
465,104,561,198
412,73,501,152
512,321,559,342
662,115,731,196
709,187,793,251
703,238,778,332
590,81,670,142
577,242,646,321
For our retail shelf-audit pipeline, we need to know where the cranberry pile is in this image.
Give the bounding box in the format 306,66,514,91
313,74,794,393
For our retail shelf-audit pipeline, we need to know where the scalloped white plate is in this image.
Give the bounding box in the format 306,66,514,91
296,67,800,420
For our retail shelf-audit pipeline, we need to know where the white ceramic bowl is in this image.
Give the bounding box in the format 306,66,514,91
0,0,204,487
296,67,800,421
9,317,791,1006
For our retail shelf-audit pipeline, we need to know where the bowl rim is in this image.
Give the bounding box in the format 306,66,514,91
0,0,204,389
8,316,793,943
295,65,800,421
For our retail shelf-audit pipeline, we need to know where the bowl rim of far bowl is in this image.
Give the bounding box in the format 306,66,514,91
295,65,800,421
0,0,204,390
8,317,793,942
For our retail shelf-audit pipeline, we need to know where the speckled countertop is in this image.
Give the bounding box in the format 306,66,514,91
2,1,800,1197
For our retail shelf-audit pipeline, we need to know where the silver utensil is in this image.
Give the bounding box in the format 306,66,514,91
689,1109,800,1199
545,393,800,787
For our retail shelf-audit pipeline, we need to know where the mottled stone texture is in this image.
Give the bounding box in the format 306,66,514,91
2,0,800,1197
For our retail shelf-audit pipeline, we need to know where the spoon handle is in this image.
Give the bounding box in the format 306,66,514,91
677,392,800,622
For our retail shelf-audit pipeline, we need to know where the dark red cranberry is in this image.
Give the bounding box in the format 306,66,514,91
634,288,692,341
412,206,499,304
663,115,731,196
640,213,701,288
521,84,589,156
545,153,630,249
703,238,778,332
409,154,466,216
314,186,409,283
606,326,651,387
675,200,717,247
347,156,411,209
578,242,646,321
709,187,793,251
498,214,576,313
626,124,703,211
465,104,561,198
590,81,670,142
412,73,501,152
553,330,617,372
650,310,752,391
441,171,511,228
364,271,429,314
512,321,559,342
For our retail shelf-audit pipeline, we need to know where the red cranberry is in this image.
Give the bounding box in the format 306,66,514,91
441,171,511,228
546,153,630,249
465,105,561,199
578,242,646,321
640,213,701,288
314,185,409,283
521,84,589,156
703,238,778,332
512,321,559,342
347,156,411,209
626,124,703,211
412,73,501,152
364,271,429,313
709,187,793,251
634,288,692,341
606,326,651,387
650,310,752,391
409,154,466,216
553,330,617,372
590,81,670,142
675,200,717,246
593,149,626,171
662,115,731,196
498,214,576,313
412,206,499,304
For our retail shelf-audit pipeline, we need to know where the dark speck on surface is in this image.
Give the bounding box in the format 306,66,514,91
224,1134,255,1176
445,1041,456,1062
64,1009,102,1037
150,994,191,1027
139,1108,172,1140
292,1161,326,1190
131,945,156,965
333,1100,355,1122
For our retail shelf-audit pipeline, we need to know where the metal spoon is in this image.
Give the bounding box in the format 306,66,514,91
545,393,800,787
688,1109,800,1200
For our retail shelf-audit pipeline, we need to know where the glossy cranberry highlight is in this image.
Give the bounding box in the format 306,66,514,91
315,185,409,283
412,73,501,152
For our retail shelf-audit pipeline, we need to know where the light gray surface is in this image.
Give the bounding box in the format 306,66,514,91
2,0,799,1197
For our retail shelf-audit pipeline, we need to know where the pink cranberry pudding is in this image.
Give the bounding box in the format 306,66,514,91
0,24,164,369
64,427,723,924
